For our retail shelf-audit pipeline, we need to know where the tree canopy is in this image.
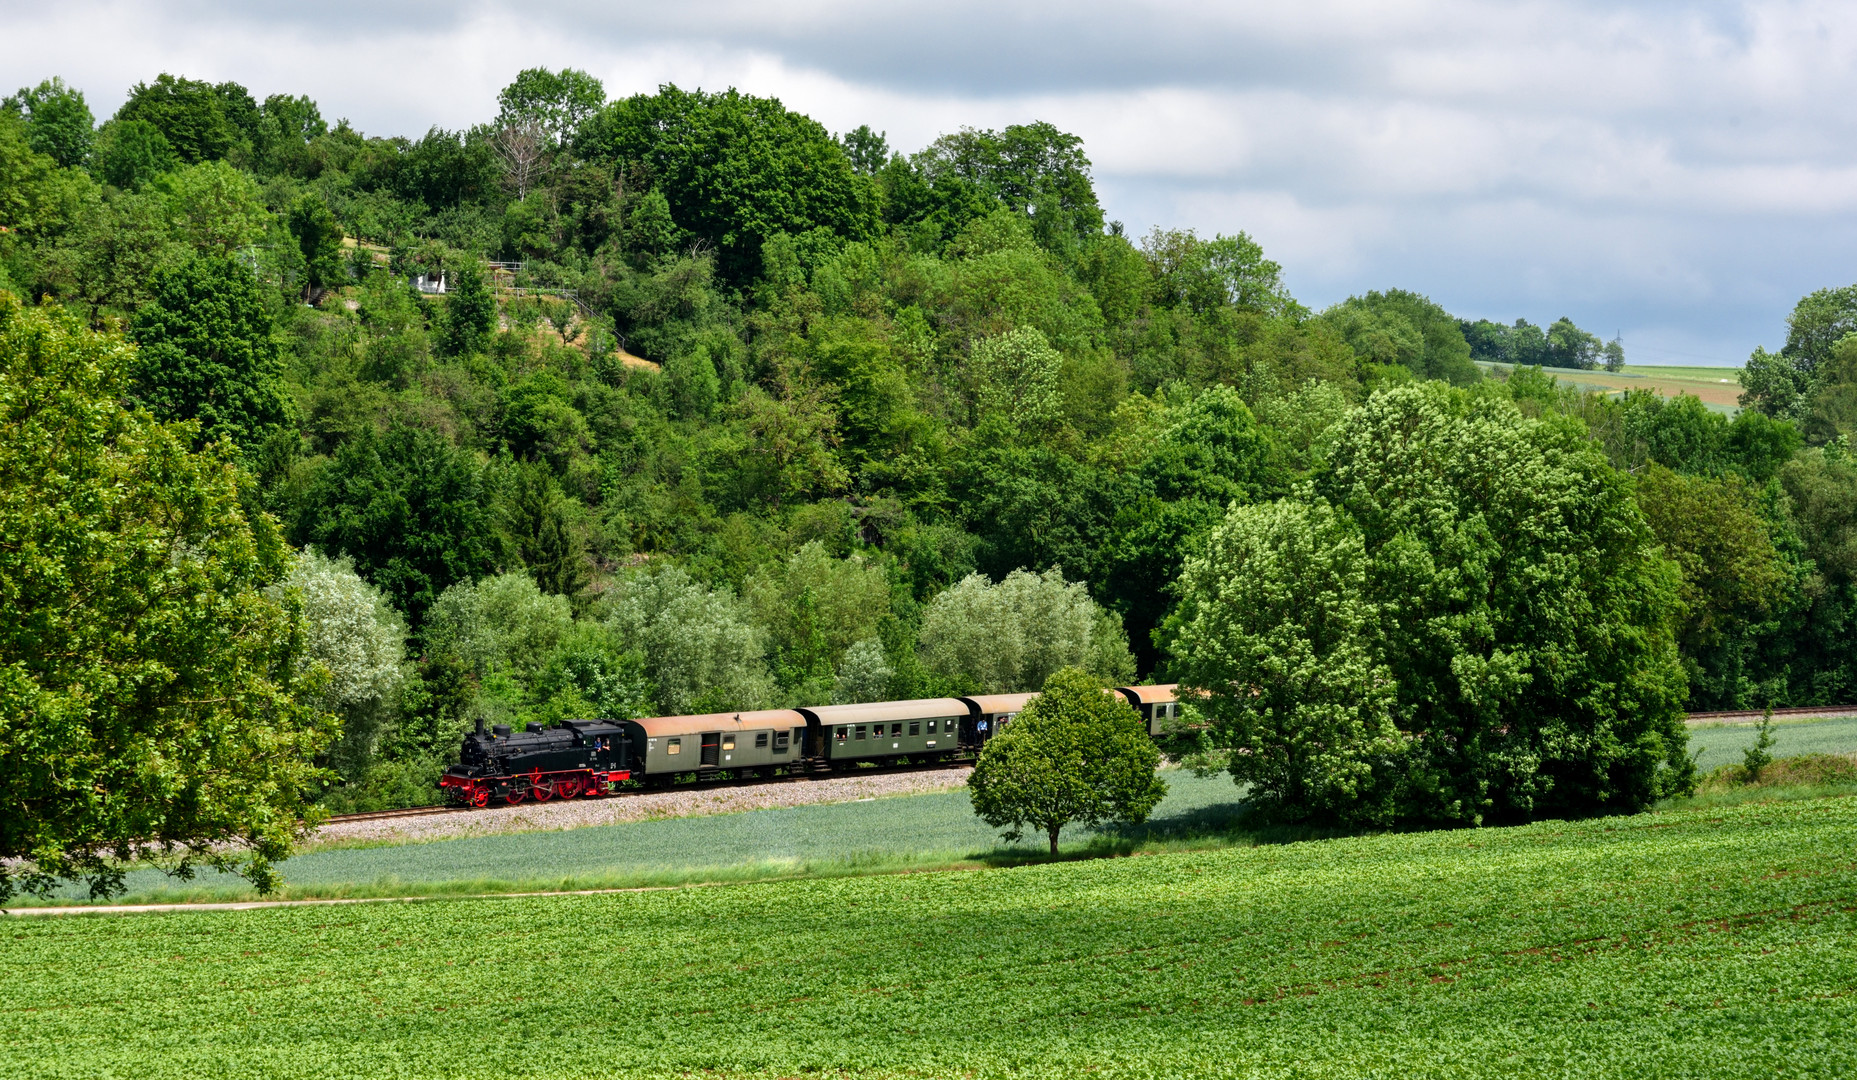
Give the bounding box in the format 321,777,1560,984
0,295,334,902
1172,384,1694,826
967,667,1165,853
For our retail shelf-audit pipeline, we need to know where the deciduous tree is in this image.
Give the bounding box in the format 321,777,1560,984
968,667,1166,853
129,254,292,452
1172,384,1693,826
0,294,334,901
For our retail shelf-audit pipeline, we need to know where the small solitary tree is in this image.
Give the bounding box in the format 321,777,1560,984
1743,707,1778,783
968,667,1167,854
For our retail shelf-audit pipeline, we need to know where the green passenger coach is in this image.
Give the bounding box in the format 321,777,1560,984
798,699,968,767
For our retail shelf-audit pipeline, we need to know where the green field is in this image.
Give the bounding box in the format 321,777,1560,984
1686,714,1857,768
10,794,1857,1078
39,771,1259,904
1625,364,1743,382
32,718,1857,905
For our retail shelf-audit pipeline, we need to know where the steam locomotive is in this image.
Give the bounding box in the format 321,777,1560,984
439,685,1182,808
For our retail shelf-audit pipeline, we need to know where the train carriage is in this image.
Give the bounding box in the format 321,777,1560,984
1116,684,1180,736
958,693,1038,746
622,709,808,782
798,699,967,767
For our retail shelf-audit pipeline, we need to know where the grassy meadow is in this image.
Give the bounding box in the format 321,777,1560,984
22,716,1855,906
8,793,1857,1078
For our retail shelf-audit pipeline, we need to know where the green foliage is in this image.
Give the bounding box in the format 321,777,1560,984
0,294,334,902
155,160,271,256
970,324,1063,428
269,548,406,783
832,636,895,704
91,118,178,191
114,73,253,166
424,571,573,681
969,666,1166,852
906,121,1104,252
0,113,91,239
1802,333,1857,446
602,564,772,715
1634,466,1792,707
578,85,880,282
286,192,345,295
1742,285,1857,419
437,259,495,357
497,67,606,147
1322,289,1478,384
527,622,652,723
1174,385,1693,826
128,255,292,452
745,541,891,695
3,76,94,168
294,423,502,627
919,568,1134,693
1142,227,1299,318
1743,708,1778,781
499,461,587,597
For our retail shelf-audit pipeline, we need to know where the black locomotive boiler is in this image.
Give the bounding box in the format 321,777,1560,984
439,719,632,807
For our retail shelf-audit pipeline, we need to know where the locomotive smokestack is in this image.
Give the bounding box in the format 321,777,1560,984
475,718,485,735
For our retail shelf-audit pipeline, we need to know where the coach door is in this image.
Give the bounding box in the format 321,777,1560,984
700,732,720,767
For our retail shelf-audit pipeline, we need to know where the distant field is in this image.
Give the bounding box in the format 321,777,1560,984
1685,714,1857,769
40,770,1257,904
11,795,1857,1078
1480,361,1743,410
1627,364,1744,383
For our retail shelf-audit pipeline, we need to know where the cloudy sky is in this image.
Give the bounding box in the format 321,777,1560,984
6,0,1854,365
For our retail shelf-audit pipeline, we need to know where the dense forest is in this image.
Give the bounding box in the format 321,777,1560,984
4,67,1856,820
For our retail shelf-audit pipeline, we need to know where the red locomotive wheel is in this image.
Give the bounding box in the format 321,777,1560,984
531,783,552,802
470,789,489,808
557,778,579,799
505,788,526,806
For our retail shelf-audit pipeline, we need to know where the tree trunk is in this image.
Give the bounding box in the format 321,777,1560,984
1048,826,1060,855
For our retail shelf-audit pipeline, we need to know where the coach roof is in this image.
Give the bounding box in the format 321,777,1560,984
628,709,807,738
797,699,969,727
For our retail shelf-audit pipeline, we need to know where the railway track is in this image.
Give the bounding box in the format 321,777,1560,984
319,758,971,826
1683,705,1857,724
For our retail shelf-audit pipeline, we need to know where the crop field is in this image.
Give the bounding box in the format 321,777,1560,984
1685,714,1857,769
40,771,1258,904
9,794,1857,1078
1478,361,1743,410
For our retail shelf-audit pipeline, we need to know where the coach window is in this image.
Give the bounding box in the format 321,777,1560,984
909,722,920,736
856,725,867,740
926,719,937,733
667,738,682,755
774,731,789,752
755,732,769,748
835,726,848,742
891,723,903,736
